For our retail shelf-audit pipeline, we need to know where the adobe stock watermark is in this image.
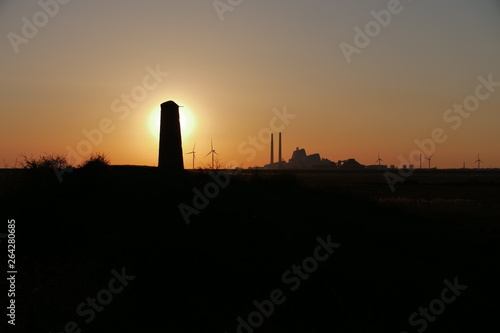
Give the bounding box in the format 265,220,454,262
385,73,499,192
178,106,296,225
213,0,244,22
50,267,135,333
340,0,408,64
400,277,467,333
53,64,169,182
7,0,73,54
225,234,341,333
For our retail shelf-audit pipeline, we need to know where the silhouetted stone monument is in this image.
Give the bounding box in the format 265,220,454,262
158,101,184,171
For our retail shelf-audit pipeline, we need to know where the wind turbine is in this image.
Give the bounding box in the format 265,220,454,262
425,155,433,169
186,142,196,170
375,153,383,169
204,139,219,169
475,154,482,169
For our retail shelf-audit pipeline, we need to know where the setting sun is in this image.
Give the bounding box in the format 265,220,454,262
147,105,197,142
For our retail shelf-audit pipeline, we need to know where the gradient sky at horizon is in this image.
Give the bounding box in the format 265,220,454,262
1,0,500,168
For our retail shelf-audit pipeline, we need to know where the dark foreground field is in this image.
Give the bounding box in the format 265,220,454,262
1,167,500,332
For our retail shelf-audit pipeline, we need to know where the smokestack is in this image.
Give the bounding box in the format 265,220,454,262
270,133,274,164
158,100,184,171
279,132,282,163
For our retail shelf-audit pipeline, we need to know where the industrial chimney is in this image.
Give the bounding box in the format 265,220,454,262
270,133,274,164
279,132,282,163
158,100,184,171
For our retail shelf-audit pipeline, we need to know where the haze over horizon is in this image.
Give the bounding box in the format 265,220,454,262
2,0,500,169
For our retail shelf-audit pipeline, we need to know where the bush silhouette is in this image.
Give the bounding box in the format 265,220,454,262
20,153,71,170
79,153,110,169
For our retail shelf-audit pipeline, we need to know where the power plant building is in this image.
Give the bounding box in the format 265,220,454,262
262,133,379,170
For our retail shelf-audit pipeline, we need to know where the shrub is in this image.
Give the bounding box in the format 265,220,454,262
20,153,71,170
79,153,110,169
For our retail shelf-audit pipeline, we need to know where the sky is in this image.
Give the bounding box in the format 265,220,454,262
1,0,500,169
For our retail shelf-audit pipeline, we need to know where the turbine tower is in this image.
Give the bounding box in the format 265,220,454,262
425,155,433,169
186,143,196,170
205,139,219,169
375,153,383,169
475,154,482,169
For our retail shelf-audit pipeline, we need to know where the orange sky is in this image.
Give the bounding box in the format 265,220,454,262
1,0,500,169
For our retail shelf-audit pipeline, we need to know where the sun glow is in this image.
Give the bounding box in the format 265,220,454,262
148,106,197,142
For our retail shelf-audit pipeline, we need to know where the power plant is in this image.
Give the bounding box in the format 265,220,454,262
264,133,354,170
262,133,400,170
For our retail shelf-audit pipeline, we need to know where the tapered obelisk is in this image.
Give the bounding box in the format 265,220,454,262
158,101,184,171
